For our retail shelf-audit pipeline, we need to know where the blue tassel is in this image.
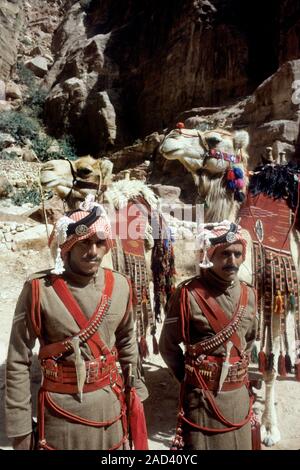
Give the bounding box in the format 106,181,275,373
233,167,244,178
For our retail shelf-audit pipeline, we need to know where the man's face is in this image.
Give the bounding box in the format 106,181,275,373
210,242,244,282
68,234,108,276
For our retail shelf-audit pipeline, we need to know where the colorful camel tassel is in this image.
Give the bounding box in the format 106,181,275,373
277,352,287,376
139,336,149,359
258,350,267,373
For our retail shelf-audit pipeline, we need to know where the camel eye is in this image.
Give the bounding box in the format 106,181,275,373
77,167,92,178
205,135,222,147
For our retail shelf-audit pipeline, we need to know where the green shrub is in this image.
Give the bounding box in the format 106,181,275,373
0,111,39,144
16,62,35,87
16,62,47,118
11,186,41,206
25,87,48,118
57,136,77,160
31,135,55,162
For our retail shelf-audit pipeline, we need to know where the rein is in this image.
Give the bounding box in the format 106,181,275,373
65,159,103,206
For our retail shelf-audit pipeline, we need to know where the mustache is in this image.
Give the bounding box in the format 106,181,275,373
222,266,239,272
83,256,101,262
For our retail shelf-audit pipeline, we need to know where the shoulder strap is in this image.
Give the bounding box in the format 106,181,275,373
187,281,249,354
39,269,114,359
31,278,42,338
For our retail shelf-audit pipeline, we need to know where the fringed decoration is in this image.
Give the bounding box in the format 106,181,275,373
285,353,293,374
251,343,259,364
277,352,287,376
274,290,284,315
132,283,138,307
139,336,149,359
249,161,300,210
267,352,274,371
289,292,296,313
151,214,176,322
258,350,267,373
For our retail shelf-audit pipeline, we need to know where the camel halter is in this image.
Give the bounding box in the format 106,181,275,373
61,159,106,208
172,123,242,165
168,123,246,202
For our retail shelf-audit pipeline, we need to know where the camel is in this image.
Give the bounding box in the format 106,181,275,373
40,156,176,358
159,123,300,447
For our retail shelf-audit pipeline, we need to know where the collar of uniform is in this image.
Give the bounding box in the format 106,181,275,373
62,261,104,287
200,268,239,293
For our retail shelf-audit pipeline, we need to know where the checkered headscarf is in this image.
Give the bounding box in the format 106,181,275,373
49,195,112,274
197,220,247,269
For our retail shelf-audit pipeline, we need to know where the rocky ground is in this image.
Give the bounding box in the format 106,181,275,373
0,225,299,451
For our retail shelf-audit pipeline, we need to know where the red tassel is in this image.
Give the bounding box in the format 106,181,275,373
251,413,261,450
295,360,300,381
152,333,159,355
226,169,235,181
258,350,266,373
277,352,287,376
139,336,149,359
129,388,149,450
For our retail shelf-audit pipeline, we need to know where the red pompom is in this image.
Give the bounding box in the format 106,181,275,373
176,122,185,129
226,169,235,181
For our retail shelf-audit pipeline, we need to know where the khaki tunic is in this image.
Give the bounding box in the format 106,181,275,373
159,270,257,450
6,266,148,450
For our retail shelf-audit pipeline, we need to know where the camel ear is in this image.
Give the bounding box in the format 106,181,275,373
233,130,249,150
99,159,113,185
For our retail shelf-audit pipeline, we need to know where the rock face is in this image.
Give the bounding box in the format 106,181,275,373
0,0,23,80
43,0,300,155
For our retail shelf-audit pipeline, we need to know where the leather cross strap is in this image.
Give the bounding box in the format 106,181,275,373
39,269,114,360
187,281,248,355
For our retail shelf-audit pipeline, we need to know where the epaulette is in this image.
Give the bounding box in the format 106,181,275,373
108,268,130,283
27,269,52,282
240,280,255,289
175,276,197,290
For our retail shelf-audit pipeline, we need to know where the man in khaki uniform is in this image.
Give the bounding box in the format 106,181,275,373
159,221,257,450
6,197,148,450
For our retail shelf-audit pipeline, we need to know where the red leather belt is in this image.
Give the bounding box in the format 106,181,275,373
184,355,248,392
41,355,122,394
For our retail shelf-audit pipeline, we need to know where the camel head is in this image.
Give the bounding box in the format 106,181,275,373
159,124,250,221
40,156,114,204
